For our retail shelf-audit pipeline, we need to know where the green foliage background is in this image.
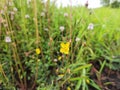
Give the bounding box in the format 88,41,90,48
0,0,120,90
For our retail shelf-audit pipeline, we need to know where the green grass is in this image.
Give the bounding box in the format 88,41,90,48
0,0,120,90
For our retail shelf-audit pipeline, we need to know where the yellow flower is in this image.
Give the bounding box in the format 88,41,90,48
37,59,40,62
58,74,64,77
36,48,41,54
67,87,71,90
86,79,90,84
60,42,70,54
58,56,62,60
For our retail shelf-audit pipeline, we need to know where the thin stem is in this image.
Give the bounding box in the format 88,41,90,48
0,64,8,83
31,0,39,88
4,5,26,88
33,0,39,46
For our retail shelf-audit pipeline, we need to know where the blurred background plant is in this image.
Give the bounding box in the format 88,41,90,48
0,0,120,90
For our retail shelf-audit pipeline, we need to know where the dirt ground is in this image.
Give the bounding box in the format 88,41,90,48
90,60,120,90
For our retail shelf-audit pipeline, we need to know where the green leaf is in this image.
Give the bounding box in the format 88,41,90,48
73,64,92,73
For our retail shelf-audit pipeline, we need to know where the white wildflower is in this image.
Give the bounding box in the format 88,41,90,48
112,56,115,58
10,15,14,20
27,0,32,5
13,7,18,12
10,11,15,15
69,39,72,43
10,11,15,20
44,28,49,31
41,0,45,4
0,19,5,23
0,10,4,14
41,12,45,17
75,37,80,42
5,36,11,43
53,59,58,62
4,23,8,27
87,23,94,30
8,2,13,6
25,14,30,18
64,13,68,17
4,6,7,10
59,26,65,31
